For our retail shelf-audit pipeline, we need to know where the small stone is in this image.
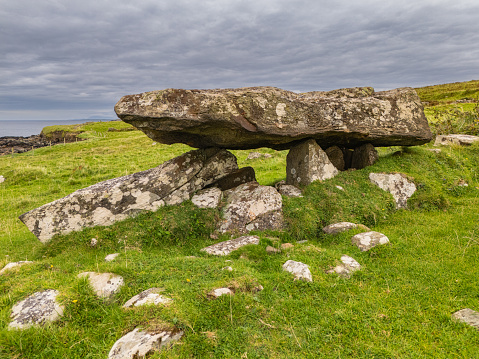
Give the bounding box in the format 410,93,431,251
452,308,479,329
90,238,98,247
0,175,5,183
201,235,260,256
336,185,345,191
0,261,34,275
328,255,362,277
281,243,294,249
105,253,120,262
266,246,281,254
323,222,358,235
9,289,64,330
296,240,308,244
222,266,233,271
108,328,183,359
123,288,172,308
351,231,389,251
191,187,223,209
277,184,303,197
252,285,264,293
247,152,262,160
209,288,233,298
283,260,313,282
427,148,441,153
77,272,124,298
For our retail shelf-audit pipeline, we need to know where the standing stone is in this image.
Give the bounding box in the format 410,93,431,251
0,261,34,275
351,231,389,251
325,146,346,171
435,134,479,146
286,139,338,186
452,308,479,329
19,148,238,243
351,143,379,169
282,260,313,282
217,182,283,233
123,288,172,308
9,290,64,330
201,235,260,256
369,173,416,209
77,272,124,298
191,187,223,209
209,167,256,191
108,328,183,359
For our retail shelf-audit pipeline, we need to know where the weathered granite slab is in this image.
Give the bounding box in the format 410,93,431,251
201,235,260,256
19,148,238,243
114,86,432,150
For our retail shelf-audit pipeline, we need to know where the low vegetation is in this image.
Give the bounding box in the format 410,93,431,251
1,82,479,358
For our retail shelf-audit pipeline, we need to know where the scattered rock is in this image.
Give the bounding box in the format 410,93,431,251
434,134,479,146
105,253,120,262
191,187,223,209
297,240,308,244
325,146,345,171
77,272,124,298
108,328,183,359
276,183,303,197
282,260,313,282
323,222,358,235
369,172,416,209
452,308,479,329
247,152,272,160
336,185,345,191
20,148,238,243
0,261,34,275
0,175,4,183
427,148,441,153
115,86,432,150
351,231,389,251
201,235,260,256
351,143,379,169
123,288,172,308
252,285,264,293
9,290,64,330
217,182,283,233
286,139,339,186
327,255,361,278
208,288,234,299
90,238,98,247
209,167,256,191
281,243,294,249
266,246,281,254
222,266,233,271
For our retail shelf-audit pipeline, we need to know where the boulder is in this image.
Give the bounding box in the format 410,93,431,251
9,290,64,330
217,182,283,233
191,187,223,209
123,288,172,308
19,148,238,243
108,328,183,359
351,231,389,251
452,308,479,329
325,146,345,171
0,261,34,275
369,173,416,209
286,139,339,186
78,272,124,298
201,235,260,256
282,260,313,282
434,134,479,146
114,86,432,150
351,143,379,169
209,167,256,191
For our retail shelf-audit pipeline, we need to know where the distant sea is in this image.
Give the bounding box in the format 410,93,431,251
0,120,113,137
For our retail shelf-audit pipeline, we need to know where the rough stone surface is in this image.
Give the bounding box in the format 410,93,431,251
201,235,260,256
209,167,256,191
208,288,234,298
351,143,379,169
323,222,358,235
78,272,124,298
123,288,172,308
325,146,346,171
328,255,361,278
108,328,183,359
20,148,238,243
9,290,64,330
434,134,479,146
452,308,479,329
276,184,303,197
286,139,339,186
191,187,223,209
0,261,34,275
114,86,432,150
283,260,313,282
351,231,389,251
105,253,120,262
369,172,416,209
217,182,283,233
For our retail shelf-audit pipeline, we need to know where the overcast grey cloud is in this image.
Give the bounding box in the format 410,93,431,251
1,0,478,120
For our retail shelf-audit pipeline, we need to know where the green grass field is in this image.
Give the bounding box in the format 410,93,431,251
1,83,479,358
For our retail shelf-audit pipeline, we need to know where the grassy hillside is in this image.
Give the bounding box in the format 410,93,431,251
1,84,479,358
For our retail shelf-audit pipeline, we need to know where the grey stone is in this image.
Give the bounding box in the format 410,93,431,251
9,289,64,330
286,139,339,186
20,148,238,243
105,253,120,262
351,231,389,251
222,266,233,271
191,187,223,209
323,222,358,235
123,288,172,308
435,134,479,146
217,182,283,233
452,308,479,329
283,260,313,282
201,235,260,256
327,255,361,278
90,238,98,247
276,184,303,198
369,172,416,209
209,167,256,191
351,143,379,169
208,288,234,298
427,148,441,153
77,272,124,298
108,328,183,359
114,86,432,150
336,185,345,191
325,146,345,171
0,261,34,275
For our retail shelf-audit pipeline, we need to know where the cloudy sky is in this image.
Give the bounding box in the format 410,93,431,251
1,0,478,121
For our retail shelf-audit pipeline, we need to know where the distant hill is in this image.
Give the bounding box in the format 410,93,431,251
415,80,479,106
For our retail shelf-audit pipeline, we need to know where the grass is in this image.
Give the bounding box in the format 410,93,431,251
1,83,479,358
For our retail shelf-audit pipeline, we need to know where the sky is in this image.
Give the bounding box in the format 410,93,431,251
1,0,478,121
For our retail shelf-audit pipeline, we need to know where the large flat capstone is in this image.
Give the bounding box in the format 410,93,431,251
114,86,432,150
19,148,238,243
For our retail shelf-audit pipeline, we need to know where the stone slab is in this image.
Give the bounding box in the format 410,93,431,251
435,134,479,146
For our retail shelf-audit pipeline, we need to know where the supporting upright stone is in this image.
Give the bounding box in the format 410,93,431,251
286,139,338,186
351,143,379,169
